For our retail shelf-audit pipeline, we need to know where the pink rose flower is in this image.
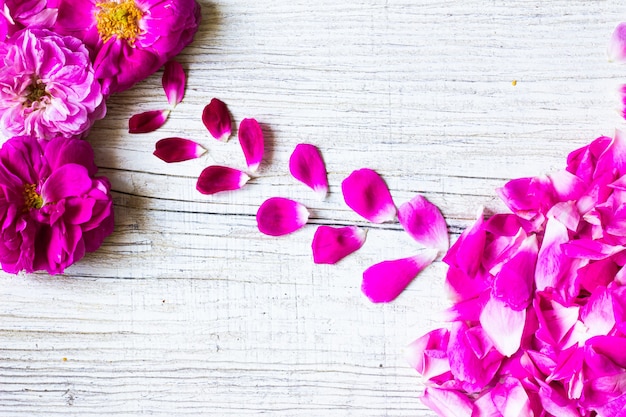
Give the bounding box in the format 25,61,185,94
0,135,114,275
0,0,58,40
54,0,201,95
0,28,106,141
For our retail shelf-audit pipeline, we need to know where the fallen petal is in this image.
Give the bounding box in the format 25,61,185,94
361,250,437,303
202,98,232,142
406,328,451,381
256,197,309,236
421,387,473,417
480,295,526,357
239,118,264,172
289,143,328,199
341,168,396,223
154,137,206,163
490,376,532,417
129,109,170,133
311,225,366,264
196,166,250,195
162,61,186,107
398,194,448,253
492,234,538,311
609,22,626,63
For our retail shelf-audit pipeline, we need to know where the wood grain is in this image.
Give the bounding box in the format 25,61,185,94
1,1,625,415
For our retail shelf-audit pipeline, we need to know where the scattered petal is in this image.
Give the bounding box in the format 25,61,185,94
256,197,309,236
311,225,366,264
609,22,626,63
129,109,170,133
289,143,328,199
398,194,448,253
196,166,250,195
421,387,473,417
162,61,186,107
492,234,538,311
239,118,264,172
341,168,396,223
406,328,451,381
479,295,526,357
202,98,232,142
361,250,437,303
154,137,206,163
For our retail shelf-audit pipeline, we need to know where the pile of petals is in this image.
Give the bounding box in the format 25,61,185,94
407,131,626,417
0,0,201,274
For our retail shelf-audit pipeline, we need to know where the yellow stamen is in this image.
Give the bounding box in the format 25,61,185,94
96,0,143,44
25,79,48,106
23,183,43,210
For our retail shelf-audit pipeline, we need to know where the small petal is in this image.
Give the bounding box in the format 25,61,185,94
256,197,309,236
154,137,206,163
398,194,448,253
609,22,626,63
196,166,250,195
479,295,526,357
421,387,473,417
311,225,366,264
129,109,170,133
202,98,232,142
406,328,451,381
341,168,396,223
162,61,186,107
361,250,437,303
289,144,328,199
239,118,264,172
492,234,538,311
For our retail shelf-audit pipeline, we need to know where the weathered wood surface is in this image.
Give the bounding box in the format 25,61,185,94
1,1,625,415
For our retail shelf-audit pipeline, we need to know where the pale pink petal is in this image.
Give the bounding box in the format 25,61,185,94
535,217,572,291
421,387,473,417
256,197,309,236
341,168,396,223
129,109,170,133
581,287,616,338
398,194,448,253
479,295,526,357
594,129,626,178
547,200,580,232
162,61,186,107
473,390,500,417
534,292,580,347
361,250,437,303
311,225,366,264
609,22,626,63
202,98,232,142
490,377,532,417
492,234,538,311
289,143,328,199
238,118,264,172
548,170,586,202
406,328,451,381
196,166,250,195
154,137,207,163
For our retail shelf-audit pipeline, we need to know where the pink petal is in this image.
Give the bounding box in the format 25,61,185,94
256,197,309,236
398,194,448,253
492,234,538,311
581,287,616,338
609,22,626,63
311,225,366,264
162,61,186,107
202,98,232,142
361,250,437,303
562,238,625,260
341,168,396,223
479,295,526,357
129,109,170,133
289,143,328,199
41,164,92,203
421,387,473,417
406,328,451,381
535,217,572,291
196,166,250,195
238,118,264,172
534,292,580,347
490,376,532,417
443,207,486,279
154,137,206,163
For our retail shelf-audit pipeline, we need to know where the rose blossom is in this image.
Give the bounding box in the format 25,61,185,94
0,0,58,40
0,135,114,275
0,28,106,141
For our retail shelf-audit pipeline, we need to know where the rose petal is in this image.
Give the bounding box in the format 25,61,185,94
154,137,206,163
196,166,250,195
535,217,572,291
202,98,232,142
421,387,473,417
239,118,264,172
398,194,448,253
479,295,526,357
129,109,170,133
406,328,451,381
41,164,92,203
289,143,328,199
609,22,626,63
162,61,186,107
256,197,309,236
361,250,437,303
341,168,396,223
492,234,538,311
490,376,532,417
311,225,366,264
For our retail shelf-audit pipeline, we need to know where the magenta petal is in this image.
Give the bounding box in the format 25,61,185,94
492,234,538,310
238,118,264,172
406,328,451,381
162,61,186,107
311,225,366,264
421,387,473,417
154,137,207,163
202,98,232,142
479,296,526,357
609,22,626,63
361,250,437,303
398,194,448,253
341,168,396,223
129,109,170,133
256,197,309,236
41,164,92,203
196,166,250,195
289,144,329,199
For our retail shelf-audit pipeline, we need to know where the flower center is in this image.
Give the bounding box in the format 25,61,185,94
25,79,48,106
95,0,143,44
23,183,43,210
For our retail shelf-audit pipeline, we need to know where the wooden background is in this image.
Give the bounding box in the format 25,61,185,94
1,1,625,415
